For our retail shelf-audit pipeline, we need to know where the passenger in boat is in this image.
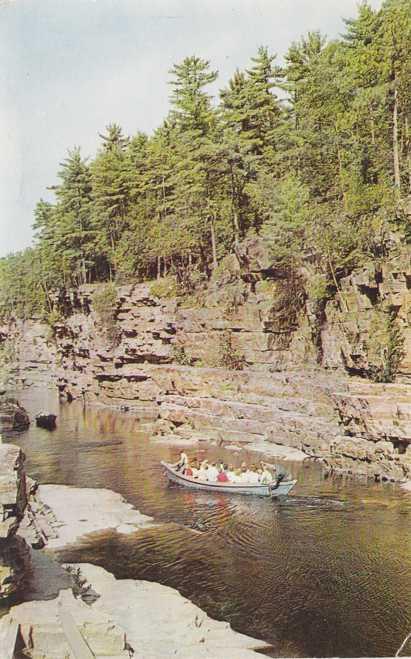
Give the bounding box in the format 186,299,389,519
227,464,238,482
239,462,249,483
260,466,273,484
217,464,230,482
260,461,289,487
207,462,219,481
232,466,242,482
190,459,200,479
184,464,193,477
198,460,209,481
247,464,260,484
173,451,189,473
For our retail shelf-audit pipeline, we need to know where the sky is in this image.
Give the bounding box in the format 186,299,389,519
0,0,382,257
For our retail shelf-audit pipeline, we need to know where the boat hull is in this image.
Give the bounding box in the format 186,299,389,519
161,462,296,498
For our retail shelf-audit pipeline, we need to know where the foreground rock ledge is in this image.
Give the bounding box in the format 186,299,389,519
21,484,156,550
2,563,269,658
10,484,270,658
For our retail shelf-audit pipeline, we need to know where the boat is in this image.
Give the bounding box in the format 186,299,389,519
161,461,297,498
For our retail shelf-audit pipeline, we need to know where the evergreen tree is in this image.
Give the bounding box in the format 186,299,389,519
91,125,131,277
3,1,411,320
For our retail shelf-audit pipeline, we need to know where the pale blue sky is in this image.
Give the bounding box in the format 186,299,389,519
0,0,382,257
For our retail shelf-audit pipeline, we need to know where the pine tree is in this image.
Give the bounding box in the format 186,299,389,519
91,125,131,277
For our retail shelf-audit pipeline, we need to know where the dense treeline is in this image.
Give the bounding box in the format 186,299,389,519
1,0,410,319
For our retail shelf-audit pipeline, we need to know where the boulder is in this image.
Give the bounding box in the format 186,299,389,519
0,397,30,432
36,413,57,430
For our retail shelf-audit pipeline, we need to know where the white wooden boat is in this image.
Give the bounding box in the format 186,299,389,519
161,461,297,498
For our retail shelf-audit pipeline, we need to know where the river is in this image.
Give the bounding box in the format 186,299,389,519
3,388,411,657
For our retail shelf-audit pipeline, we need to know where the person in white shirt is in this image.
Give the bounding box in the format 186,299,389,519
260,467,273,484
207,462,219,481
227,464,239,483
190,459,200,479
197,460,209,481
247,464,260,484
239,463,250,483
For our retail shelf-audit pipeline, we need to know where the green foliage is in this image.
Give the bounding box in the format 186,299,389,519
368,309,405,382
45,308,63,327
0,340,16,388
261,174,312,265
92,282,117,320
171,344,192,366
44,308,64,342
0,249,49,321
149,276,179,299
1,2,410,320
92,283,120,345
305,273,331,303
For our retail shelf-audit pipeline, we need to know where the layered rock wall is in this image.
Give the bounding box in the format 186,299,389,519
321,251,411,378
2,241,411,482
0,443,28,540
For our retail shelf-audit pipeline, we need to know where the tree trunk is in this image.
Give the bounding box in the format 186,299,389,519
230,169,240,245
81,257,86,286
393,82,401,189
210,215,218,269
327,253,349,313
370,109,376,146
335,131,347,209
233,209,240,246
405,115,411,194
157,256,161,280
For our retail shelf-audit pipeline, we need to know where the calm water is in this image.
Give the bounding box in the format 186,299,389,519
4,388,411,657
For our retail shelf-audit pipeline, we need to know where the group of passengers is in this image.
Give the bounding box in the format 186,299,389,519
172,452,281,485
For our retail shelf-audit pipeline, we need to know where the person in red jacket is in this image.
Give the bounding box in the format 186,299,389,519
217,464,230,482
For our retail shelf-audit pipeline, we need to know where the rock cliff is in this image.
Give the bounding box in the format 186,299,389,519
2,239,411,482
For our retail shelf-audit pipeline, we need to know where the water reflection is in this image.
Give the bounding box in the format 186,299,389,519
4,388,411,657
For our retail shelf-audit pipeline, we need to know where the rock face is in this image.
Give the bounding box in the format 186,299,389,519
3,563,270,659
0,536,31,601
2,240,411,482
0,397,30,432
0,443,28,540
321,252,411,379
0,442,30,600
